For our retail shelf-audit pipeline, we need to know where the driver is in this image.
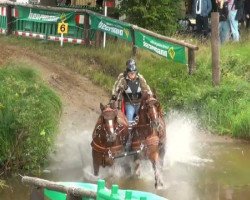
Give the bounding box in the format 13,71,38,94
111,58,152,124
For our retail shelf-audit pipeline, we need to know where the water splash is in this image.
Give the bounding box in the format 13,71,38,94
164,110,213,167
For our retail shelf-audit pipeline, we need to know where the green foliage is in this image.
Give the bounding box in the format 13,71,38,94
0,180,7,189
0,64,61,173
119,0,183,35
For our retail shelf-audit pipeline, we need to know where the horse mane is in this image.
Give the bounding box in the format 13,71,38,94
151,92,164,117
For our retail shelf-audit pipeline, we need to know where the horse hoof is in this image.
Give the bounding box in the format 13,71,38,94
135,169,141,178
155,181,164,190
155,184,164,190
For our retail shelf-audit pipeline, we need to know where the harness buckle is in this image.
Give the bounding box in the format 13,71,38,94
97,125,101,130
140,143,144,150
108,149,113,159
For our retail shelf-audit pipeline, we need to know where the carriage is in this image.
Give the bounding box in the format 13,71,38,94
90,91,166,188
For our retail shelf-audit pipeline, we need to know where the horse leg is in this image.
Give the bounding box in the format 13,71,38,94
134,155,141,177
159,143,166,169
148,148,164,189
92,150,101,176
93,160,100,176
152,159,164,189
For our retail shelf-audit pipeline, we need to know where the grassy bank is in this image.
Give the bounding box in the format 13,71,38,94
0,62,62,174
0,34,249,139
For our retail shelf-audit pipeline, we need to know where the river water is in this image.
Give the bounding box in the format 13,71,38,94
1,112,250,200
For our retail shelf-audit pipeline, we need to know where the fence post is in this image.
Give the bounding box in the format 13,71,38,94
95,30,102,48
84,13,90,46
131,28,137,57
188,48,196,75
211,12,220,86
6,5,12,35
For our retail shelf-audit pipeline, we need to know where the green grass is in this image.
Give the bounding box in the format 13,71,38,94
0,179,7,189
0,33,249,139
0,61,62,173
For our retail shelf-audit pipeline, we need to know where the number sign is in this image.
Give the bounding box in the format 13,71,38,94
58,22,68,34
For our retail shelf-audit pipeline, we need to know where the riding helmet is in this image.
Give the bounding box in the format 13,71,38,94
126,59,137,73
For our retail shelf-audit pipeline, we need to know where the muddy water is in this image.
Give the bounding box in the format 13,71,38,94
1,112,250,200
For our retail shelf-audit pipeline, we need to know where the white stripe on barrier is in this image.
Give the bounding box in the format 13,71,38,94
15,31,45,39
79,15,84,24
48,36,85,44
2,7,6,16
48,36,56,40
11,8,18,17
0,29,6,34
14,31,86,44
76,39,83,44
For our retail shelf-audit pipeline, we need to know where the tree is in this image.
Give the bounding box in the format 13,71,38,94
119,0,183,35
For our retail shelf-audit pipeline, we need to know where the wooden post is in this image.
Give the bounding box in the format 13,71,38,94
95,30,102,48
84,14,90,46
6,5,12,35
211,12,220,86
131,28,137,56
188,48,196,75
22,176,97,199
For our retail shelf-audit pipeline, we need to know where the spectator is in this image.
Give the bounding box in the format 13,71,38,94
217,0,231,43
194,0,212,36
245,0,250,29
227,0,244,41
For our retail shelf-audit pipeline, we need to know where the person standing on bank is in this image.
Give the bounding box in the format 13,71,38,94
216,0,230,43
244,0,250,29
194,0,212,36
227,0,244,41
111,59,152,124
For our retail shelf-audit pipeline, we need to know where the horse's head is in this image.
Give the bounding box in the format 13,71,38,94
100,103,119,143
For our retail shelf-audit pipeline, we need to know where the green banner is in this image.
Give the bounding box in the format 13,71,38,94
135,30,186,64
16,6,75,25
90,14,132,42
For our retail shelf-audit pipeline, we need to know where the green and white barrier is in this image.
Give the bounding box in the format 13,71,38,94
44,179,167,200
9,5,95,44
0,6,7,34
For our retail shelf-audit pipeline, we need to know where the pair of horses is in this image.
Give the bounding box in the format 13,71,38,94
91,92,166,188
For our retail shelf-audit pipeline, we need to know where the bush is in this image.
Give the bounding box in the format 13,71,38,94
0,65,61,173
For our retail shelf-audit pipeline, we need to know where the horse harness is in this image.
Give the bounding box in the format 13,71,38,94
91,114,128,165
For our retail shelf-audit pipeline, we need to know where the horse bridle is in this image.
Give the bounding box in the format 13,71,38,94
102,117,125,142
145,98,162,131
97,108,127,144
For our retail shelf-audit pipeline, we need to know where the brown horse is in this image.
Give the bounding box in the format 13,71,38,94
91,102,129,176
131,92,166,188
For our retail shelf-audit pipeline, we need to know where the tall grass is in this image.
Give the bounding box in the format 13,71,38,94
0,61,61,173
0,34,249,138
